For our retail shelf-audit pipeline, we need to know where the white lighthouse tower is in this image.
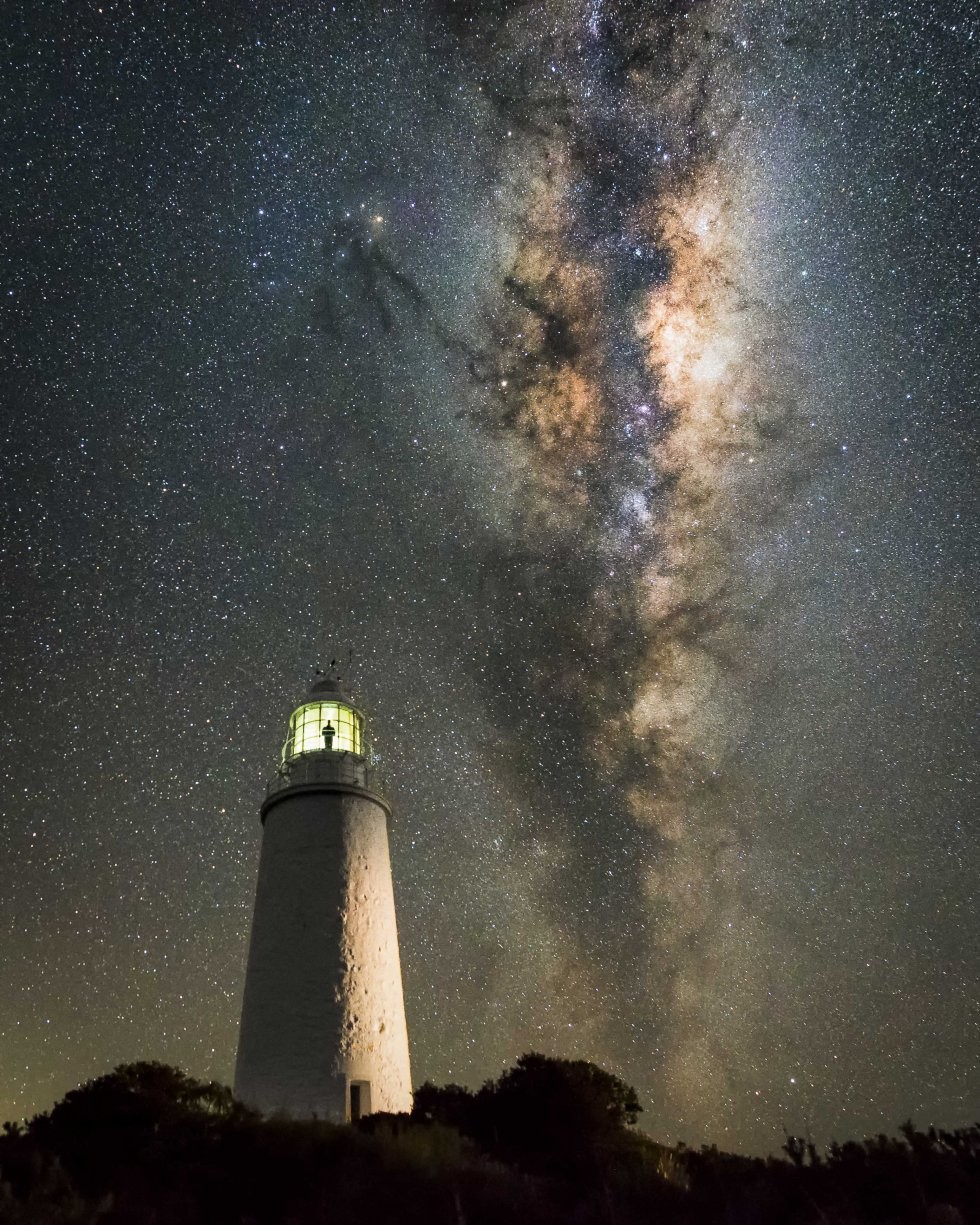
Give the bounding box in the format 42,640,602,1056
234,671,412,1121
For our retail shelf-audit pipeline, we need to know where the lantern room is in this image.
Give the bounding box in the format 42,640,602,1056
281,673,365,762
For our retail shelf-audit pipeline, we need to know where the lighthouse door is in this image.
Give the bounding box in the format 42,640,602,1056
349,1080,371,1122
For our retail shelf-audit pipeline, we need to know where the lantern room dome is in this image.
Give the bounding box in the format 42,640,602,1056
306,673,355,704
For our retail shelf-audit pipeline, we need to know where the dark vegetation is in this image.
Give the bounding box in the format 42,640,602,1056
0,1055,976,1224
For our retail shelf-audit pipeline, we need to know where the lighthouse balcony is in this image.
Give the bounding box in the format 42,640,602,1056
265,750,380,799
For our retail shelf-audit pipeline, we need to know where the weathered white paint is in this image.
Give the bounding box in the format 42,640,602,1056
234,787,412,1120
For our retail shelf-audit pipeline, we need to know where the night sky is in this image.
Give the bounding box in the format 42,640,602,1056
1,0,976,1154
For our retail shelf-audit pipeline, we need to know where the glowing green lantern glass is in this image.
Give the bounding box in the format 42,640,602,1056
282,699,364,761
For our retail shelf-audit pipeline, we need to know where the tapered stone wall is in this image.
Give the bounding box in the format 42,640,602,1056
234,788,412,1120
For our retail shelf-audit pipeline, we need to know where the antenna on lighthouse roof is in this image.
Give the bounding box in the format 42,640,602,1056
312,653,355,689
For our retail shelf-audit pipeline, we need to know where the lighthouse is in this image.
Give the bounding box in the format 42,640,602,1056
234,671,412,1121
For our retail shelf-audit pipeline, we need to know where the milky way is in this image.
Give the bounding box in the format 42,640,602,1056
0,0,976,1152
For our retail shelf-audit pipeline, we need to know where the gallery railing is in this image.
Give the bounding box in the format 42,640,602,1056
265,751,382,799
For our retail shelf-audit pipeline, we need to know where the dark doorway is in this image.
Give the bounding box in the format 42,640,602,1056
349,1080,370,1122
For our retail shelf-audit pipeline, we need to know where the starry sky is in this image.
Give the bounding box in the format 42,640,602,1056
1,0,976,1154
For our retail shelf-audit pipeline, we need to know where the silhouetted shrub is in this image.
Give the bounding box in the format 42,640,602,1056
413,1081,479,1135
413,1052,644,1182
473,1052,642,1179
